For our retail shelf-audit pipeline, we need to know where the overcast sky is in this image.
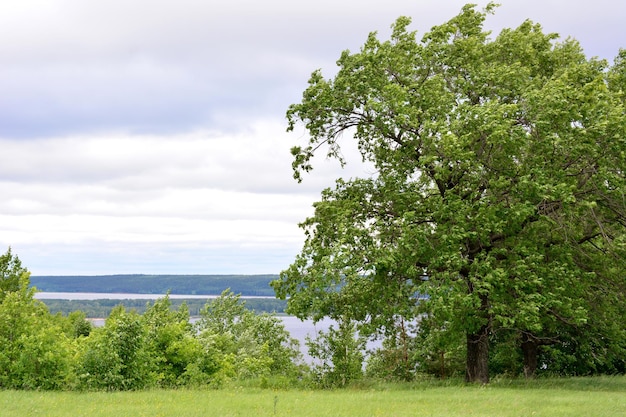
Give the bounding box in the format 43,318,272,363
1,0,624,275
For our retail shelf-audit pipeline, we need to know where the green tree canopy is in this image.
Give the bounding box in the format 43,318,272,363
195,290,303,382
0,248,28,301
0,258,72,390
272,3,626,383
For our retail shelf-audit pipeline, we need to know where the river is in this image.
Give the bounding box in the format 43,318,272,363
34,292,273,300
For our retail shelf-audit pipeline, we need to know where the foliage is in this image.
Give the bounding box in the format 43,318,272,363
62,310,93,338
40,297,287,318
0,262,307,391
306,318,365,387
366,316,466,381
75,306,153,390
0,262,73,390
141,295,205,387
273,3,626,383
0,247,27,301
195,290,304,383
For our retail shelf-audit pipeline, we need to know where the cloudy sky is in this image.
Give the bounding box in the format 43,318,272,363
1,0,624,275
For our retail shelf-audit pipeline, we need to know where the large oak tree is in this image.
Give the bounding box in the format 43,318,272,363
272,4,626,383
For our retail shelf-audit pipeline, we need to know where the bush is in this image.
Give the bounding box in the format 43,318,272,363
75,306,152,390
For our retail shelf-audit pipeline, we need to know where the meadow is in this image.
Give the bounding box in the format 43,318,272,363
2,377,625,417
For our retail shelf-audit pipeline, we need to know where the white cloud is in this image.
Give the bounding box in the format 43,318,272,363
0,0,482,136
0,120,366,191
0,120,371,273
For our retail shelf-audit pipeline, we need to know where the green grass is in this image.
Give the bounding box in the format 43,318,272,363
1,377,625,417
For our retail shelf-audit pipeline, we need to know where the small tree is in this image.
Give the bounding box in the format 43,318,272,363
306,318,365,387
76,306,152,390
195,290,303,384
0,256,72,390
141,295,203,387
0,248,26,301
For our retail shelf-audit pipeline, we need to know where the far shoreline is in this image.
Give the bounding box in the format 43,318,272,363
34,292,276,300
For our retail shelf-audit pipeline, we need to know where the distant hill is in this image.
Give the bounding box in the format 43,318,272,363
30,274,279,297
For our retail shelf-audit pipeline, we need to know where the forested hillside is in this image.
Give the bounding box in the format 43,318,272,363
41,297,287,318
30,274,278,296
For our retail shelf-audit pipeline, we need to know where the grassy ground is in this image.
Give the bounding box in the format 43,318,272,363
1,376,625,417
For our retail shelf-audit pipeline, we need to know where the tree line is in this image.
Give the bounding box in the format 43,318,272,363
41,297,287,318
1,239,625,391
1,249,303,390
1,248,400,390
30,274,278,296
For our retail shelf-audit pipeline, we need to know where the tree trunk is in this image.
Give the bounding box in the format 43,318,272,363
465,323,490,384
521,334,538,379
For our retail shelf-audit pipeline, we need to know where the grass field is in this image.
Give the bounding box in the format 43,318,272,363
1,377,625,417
